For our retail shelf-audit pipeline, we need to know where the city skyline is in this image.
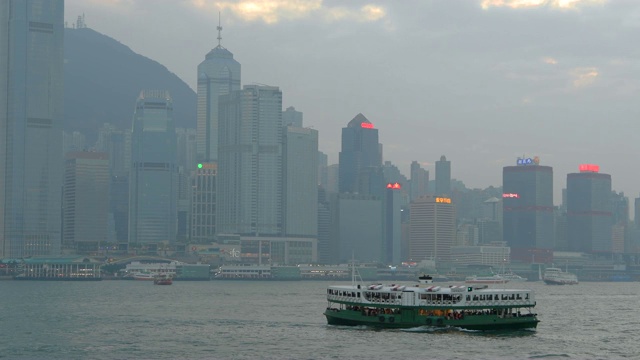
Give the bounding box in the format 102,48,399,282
64,0,640,205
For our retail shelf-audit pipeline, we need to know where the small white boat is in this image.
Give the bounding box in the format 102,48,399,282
465,274,508,284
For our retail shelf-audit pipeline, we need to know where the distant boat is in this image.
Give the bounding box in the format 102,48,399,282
465,274,508,284
498,271,527,282
133,273,156,281
543,267,578,285
153,274,173,285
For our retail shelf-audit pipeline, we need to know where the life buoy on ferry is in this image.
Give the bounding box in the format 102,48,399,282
436,318,444,326
389,317,395,323
191,246,196,251
426,318,432,325
379,316,385,322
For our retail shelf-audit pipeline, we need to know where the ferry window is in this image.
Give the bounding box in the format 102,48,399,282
466,295,470,301
525,293,530,300
357,293,360,298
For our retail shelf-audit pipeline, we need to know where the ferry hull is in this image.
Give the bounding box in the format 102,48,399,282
324,309,539,331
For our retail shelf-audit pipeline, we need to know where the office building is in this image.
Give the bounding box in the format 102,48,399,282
330,193,383,264
435,155,451,196
196,22,241,162
385,183,403,264
283,126,318,237
567,164,612,253
282,106,303,127
410,161,429,201
338,113,381,194
191,162,217,243
218,85,282,236
129,90,178,246
0,0,64,257
409,196,456,263
63,152,110,253
503,157,554,261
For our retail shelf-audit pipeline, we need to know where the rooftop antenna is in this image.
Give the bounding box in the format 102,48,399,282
216,12,223,47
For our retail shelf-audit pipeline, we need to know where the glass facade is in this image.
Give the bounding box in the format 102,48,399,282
0,0,64,257
129,91,178,245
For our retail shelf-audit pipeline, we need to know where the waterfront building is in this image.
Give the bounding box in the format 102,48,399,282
451,244,510,267
567,164,612,253
95,123,131,177
409,196,456,263
317,187,331,264
0,0,64,258
385,183,403,264
435,155,451,196
196,20,241,162
326,164,339,194
191,162,217,243
218,85,283,236
338,113,381,194
63,152,110,253
503,158,554,261
16,256,102,280
283,126,318,237
129,90,178,246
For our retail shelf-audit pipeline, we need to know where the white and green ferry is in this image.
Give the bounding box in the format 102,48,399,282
324,281,539,331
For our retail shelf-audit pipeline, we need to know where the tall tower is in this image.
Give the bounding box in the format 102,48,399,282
0,0,64,257
435,155,451,196
338,113,381,194
283,126,318,237
196,16,241,162
410,161,429,201
567,164,612,253
191,162,217,243
129,90,178,246
503,157,554,260
218,85,283,235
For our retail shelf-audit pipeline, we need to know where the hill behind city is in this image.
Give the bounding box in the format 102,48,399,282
64,27,196,142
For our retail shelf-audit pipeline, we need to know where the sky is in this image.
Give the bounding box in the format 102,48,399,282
65,0,640,206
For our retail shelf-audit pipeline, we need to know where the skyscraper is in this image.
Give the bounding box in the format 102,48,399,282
283,126,318,237
196,20,241,162
191,162,217,243
566,164,612,253
218,85,283,235
410,161,429,201
409,196,456,263
435,155,451,196
129,90,178,246
338,113,381,194
503,158,554,259
282,106,303,127
63,152,110,253
0,0,64,257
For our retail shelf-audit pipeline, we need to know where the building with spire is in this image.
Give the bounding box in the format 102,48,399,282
196,16,241,162
0,0,64,257
338,113,381,194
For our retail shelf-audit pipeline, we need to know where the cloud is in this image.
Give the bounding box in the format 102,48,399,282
569,67,599,88
542,57,558,65
193,0,386,24
480,0,607,10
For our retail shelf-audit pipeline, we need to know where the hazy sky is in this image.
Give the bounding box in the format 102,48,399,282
65,0,640,205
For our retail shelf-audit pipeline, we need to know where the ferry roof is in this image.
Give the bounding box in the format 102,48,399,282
328,284,532,293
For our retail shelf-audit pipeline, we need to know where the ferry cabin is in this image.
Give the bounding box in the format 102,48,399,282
325,284,538,330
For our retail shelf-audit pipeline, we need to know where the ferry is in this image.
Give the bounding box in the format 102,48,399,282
324,281,539,331
153,274,173,285
543,267,578,285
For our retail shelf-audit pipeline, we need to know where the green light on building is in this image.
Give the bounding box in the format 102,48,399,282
197,163,203,169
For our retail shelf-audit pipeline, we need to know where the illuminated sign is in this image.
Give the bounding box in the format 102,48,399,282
435,197,451,204
517,156,540,166
579,164,599,173
386,182,402,189
360,122,374,129
503,193,519,198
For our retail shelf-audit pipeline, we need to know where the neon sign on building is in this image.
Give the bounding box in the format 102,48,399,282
503,193,519,198
579,164,599,173
360,122,374,129
435,197,451,204
386,182,401,189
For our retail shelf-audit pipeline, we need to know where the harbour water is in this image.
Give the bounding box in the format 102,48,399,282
1,280,638,359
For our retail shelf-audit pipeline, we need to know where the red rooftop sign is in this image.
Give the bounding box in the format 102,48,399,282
386,182,401,189
360,122,374,129
579,164,599,173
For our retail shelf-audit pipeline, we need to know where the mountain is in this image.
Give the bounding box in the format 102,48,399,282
64,28,196,141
